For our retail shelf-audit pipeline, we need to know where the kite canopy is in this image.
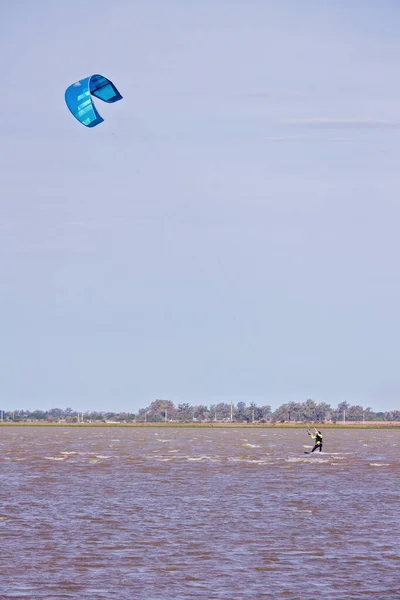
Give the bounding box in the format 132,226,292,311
65,74,123,128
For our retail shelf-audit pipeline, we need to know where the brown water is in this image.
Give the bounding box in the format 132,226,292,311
0,426,399,599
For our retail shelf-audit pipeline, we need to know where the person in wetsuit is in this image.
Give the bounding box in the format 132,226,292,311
309,429,323,452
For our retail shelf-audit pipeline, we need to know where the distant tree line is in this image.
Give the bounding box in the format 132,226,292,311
1,399,399,423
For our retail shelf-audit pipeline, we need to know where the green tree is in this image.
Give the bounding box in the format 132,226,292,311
236,401,248,421
193,404,210,421
300,399,317,423
364,407,375,421
347,405,364,421
177,403,193,422
147,399,176,422
30,410,46,421
259,405,272,421
315,402,332,422
337,401,350,422
272,403,290,423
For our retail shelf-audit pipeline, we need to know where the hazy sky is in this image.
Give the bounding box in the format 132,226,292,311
1,1,400,413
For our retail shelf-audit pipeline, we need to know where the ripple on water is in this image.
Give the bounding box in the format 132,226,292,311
0,427,399,600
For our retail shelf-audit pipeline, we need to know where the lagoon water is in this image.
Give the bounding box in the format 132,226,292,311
0,426,399,599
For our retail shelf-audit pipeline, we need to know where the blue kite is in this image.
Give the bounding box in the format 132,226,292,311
65,74,123,128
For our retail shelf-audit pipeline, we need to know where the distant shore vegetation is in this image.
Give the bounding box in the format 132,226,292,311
1,399,399,424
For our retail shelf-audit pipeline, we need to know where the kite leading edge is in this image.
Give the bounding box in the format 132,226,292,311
65,74,123,128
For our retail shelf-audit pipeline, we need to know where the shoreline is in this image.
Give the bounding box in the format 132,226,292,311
0,421,399,429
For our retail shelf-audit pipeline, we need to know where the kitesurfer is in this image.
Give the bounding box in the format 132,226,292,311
308,428,323,452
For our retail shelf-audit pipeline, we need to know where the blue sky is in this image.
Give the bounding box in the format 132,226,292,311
1,0,400,412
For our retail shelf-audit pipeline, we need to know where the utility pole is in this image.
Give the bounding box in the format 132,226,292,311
231,402,233,422
343,408,346,425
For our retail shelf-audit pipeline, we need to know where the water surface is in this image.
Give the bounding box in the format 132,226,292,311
1,427,399,599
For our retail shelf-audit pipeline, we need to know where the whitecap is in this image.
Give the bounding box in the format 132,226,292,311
241,443,260,448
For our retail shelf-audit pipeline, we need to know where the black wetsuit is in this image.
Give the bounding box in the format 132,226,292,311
310,432,323,453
